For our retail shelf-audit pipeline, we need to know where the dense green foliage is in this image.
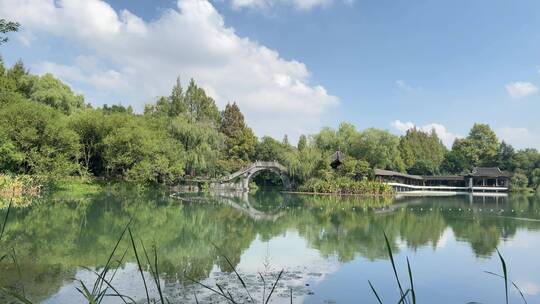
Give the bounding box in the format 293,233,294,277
0,58,539,190
399,128,446,175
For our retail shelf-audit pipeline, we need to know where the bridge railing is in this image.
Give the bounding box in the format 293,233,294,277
219,161,287,182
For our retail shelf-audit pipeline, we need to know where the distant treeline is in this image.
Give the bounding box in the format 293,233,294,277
0,59,539,191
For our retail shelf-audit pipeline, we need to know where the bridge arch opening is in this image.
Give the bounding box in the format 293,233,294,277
250,169,286,190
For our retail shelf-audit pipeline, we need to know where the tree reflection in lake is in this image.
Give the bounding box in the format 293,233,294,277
1,191,540,303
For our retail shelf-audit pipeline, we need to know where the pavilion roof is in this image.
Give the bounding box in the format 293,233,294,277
330,151,346,163
469,167,512,178
373,169,423,180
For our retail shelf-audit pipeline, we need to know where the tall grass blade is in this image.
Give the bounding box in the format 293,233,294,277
128,228,150,303
0,287,34,304
290,287,293,304
497,249,509,304
258,272,266,304
383,232,407,304
265,269,284,304
485,271,528,304
184,275,236,303
368,280,383,304
80,266,135,304
396,289,411,304
211,242,255,303
406,257,416,304
0,200,12,241
93,218,132,295
152,245,165,304
76,281,98,304
11,247,25,298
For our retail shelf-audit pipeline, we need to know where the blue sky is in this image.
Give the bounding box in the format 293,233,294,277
1,0,539,148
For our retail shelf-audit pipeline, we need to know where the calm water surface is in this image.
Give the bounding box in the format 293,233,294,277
1,191,540,303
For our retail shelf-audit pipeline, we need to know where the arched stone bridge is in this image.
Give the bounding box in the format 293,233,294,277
212,161,292,192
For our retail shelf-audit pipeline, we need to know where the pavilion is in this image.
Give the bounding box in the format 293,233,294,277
374,167,511,193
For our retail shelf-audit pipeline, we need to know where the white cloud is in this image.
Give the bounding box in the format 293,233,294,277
505,81,538,99
390,120,461,147
497,126,540,150
395,80,416,92
35,57,129,91
229,0,345,11
0,0,338,140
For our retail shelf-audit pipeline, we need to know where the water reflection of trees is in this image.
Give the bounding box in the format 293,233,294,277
1,192,540,302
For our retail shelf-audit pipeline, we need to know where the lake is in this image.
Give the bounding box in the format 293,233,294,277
1,191,540,303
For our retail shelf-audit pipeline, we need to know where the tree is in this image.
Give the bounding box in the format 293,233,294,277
170,114,223,176
0,58,26,106
0,100,80,176
102,104,133,114
184,79,220,125
442,124,500,173
399,128,446,174
282,135,290,146
337,157,372,180
313,123,359,154
19,73,85,114
297,135,307,151
68,109,113,175
144,78,186,117
170,77,186,116
497,141,517,171
255,136,288,163
510,172,529,190
102,118,184,184
0,19,20,45
219,103,257,166
467,123,500,166
0,129,23,173
351,128,405,172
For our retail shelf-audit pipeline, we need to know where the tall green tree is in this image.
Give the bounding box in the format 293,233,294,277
144,77,186,117
184,79,220,125
0,100,80,176
19,73,85,114
219,103,257,166
497,141,517,171
68,109,114,175
297,135,307,151
467,123,500,166
102,117,184,184
441,124,500,173
170,114,223,177
0,129,23,173
351,128,405,172
399,128,446,174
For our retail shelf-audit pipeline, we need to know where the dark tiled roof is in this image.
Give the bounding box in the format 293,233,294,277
374,167,511,181
469,167,512,177
330,151,345,163
422,175,465,181
373,169,423,180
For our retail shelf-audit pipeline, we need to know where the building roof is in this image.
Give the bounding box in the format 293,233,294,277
373,169,423,180
330,151,346,163
422,175,465,181
374,167,511,181
469,167,512,178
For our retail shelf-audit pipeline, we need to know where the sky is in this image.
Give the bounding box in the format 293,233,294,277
1,0,539,149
